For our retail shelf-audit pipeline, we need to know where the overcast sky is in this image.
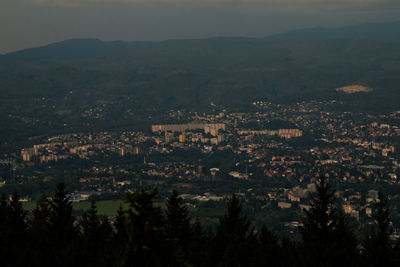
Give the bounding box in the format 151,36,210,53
1,0,399,54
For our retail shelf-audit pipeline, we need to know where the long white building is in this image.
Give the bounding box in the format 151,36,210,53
152,123,226,133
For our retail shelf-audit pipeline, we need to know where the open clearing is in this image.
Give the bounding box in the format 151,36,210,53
335,85,373,93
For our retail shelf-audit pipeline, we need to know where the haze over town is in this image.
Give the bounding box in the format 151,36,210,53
1,0,400,53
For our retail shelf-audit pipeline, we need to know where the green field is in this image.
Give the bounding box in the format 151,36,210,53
22,199,223,224
23,200,128,216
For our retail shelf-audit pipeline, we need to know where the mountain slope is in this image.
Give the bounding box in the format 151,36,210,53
2,39,151,60
266,21,400,42
0,21,399,143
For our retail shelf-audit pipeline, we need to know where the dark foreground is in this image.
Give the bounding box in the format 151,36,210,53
0,177,399,267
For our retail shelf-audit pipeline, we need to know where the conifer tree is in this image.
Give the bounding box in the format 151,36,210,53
393,238,400,266
80,200,101,266
362,191,395,267
48,183,77,266
252,225,281,267
32,195,51,232
121,189,168,267
80,200,113,267
113,204,128,262
30,194,52,266
165,190,191,265
9,191,27,230
280,235,299,267
165,190,191,241
210,194,255,267
49,183,76,238
0,193,9,266
99,214,115,265
0,193,7,220
189,219,207,266
299,176,357,267
0,194,8,239
0,191,29,267
114,204,127,242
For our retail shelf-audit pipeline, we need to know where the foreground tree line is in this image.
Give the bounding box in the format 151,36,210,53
0,177,399,267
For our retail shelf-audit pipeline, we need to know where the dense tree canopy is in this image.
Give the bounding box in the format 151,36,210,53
0,180,398,266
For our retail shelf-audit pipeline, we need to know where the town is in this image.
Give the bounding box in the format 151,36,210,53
1,99,399,235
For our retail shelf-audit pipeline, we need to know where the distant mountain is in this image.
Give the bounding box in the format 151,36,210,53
0,21,399,143
3,38,151,60
266,21,400,42
2,20,399,60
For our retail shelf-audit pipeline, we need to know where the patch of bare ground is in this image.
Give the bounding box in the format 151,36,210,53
335,85,373,93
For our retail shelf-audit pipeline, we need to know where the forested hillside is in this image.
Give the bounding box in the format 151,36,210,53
1,21,399,143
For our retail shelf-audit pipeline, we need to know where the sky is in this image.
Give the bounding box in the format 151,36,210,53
1,0,400,54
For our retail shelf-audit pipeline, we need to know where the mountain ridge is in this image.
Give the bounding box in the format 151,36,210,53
2,38,152,60
2,20,399,59
265,20,400,42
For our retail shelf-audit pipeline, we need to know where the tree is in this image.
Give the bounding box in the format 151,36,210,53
80,200,113,267
30,194,52,266
48,183,78,267
189,219,207,266
280,235,299,267
362,191,395,267
113,204,128,261
8,191,27,231
0,194,8,265
120,189,168,267
165,190,191,265
252,225,282,267
32,195,51,232
0,191,29,267
299,176,357,267
209,194,255,267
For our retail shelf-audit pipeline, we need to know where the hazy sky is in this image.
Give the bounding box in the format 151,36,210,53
1,0,399,54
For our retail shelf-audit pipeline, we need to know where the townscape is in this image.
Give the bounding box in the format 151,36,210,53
2,3,400,265
1,99,399,235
